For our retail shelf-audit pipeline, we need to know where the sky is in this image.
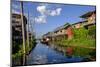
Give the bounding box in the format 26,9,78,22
11,0,96,38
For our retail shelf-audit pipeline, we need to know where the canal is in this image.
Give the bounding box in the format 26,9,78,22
26,41,83,65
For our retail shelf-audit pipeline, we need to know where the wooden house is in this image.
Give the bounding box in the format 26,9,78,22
80,10,96,29
12,13,27,44
72,20,88,29
80,11,96,24
42,23,74,43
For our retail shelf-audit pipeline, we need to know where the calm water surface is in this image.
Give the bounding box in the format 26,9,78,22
26,41,83,65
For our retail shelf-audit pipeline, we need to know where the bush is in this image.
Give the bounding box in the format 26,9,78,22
12,41,21,54
55,27,96,47
88,25,96,38
73,28,88,39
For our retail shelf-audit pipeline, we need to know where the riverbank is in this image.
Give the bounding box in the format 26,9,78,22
46,27,96,61
12,38,37,66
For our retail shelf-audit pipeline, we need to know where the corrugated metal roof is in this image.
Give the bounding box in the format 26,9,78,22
80,10,96,18
53,23,70,32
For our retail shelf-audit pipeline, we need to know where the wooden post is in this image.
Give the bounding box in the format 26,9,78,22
20,1,26,65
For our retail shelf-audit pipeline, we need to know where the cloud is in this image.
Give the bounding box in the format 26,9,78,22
34,15,46,23
48,8,62,16
35,5,62,23
36,5,62,16
49,10,57,16
37,5,46,15
35,5,47,23
56,8,62,15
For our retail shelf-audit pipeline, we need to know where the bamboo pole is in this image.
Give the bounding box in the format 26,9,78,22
26,9,30,54
20,1,26,65
30,20,33,42
30,18,34,42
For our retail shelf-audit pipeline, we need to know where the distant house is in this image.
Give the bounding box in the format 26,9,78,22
66,26,73,40
12,13,27,44
42,23,74,41
72,10,96,29
53,23,70,36
80,11,96,24
72,20,88,29
80,10,96,29
53,23,73,40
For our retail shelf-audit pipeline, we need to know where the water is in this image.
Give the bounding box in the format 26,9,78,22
26,41,83,65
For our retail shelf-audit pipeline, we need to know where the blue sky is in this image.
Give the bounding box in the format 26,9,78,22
11,1,95,38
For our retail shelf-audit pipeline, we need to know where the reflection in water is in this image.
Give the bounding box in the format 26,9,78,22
26,42,83,65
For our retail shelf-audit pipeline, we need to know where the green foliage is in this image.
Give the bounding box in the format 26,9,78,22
73,28,88,38
12,41,22,54
12,35,36,65
88,25,96,38
62,27,96,47
73,47,94,57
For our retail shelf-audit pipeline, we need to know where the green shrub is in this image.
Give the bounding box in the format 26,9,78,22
73,28,88,39
88,25,96,38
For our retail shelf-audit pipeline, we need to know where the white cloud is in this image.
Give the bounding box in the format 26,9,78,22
37,5,46,15
34,15,46,23
56,8,62,15
48,8,62,16
35,5,47,23
36,5,62,16
49,10,57,16
35,5,62,23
